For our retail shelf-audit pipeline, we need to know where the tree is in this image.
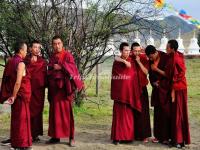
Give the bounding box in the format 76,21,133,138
0,0,162,105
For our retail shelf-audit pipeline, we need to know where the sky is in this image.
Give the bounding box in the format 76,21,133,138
165,0,200,21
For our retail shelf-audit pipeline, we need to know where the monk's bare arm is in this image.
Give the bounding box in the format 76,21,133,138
138,62,148,75
136,56,148,75
12,62,25,99
151,64,166,77
156,68,166,76
54,64,62,70
114,56,131,68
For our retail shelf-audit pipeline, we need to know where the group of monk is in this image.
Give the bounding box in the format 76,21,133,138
111,40,191,149
0,36,84,150
0,36,191,150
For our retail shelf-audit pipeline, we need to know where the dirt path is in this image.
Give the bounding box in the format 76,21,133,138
0,119,200,150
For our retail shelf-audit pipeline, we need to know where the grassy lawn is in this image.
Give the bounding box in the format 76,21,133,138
0,57,200,136
185,59,200,123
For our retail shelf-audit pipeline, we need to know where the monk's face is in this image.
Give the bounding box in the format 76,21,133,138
132,46,142,56
166,43,174,54
31,43,41,56
148,51,158,61
20,44,28,59
120,46,130,59
52,38,63,53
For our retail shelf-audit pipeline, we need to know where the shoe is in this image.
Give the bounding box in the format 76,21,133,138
162,140,169,145
152,138,159,143
69,139,76,147
23,147,33,150
175,144,182,149
46,138,60,144
143,138,149,143
112,140,119,145
10,147,33,150
32,137,40,143
10,148,19,150
168,140,174,148
181,142,185,147
1,138,11,146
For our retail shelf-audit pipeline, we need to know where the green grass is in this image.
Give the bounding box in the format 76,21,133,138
185,59,200,123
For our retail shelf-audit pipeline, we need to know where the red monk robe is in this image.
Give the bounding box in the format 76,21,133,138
132,54,151,141
0,55,32,148
48,49,83,140
111,57,141,141
149,51,171,142
25,56,47,139
166,51,191,145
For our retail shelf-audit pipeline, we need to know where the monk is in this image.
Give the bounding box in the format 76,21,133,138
47,35,83,147
111,42,141,145
165,40,190,148
145,45,171,144
114,42,151,142
0,41,32,150
131,42,151,142
25,40,47,142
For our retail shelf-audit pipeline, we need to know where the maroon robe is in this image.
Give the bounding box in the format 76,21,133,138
0,55,32,148
149,51,171,142
111,57,141,141
132,54,151,140
166,51,191,144
48,49,83,139
25,56,47,139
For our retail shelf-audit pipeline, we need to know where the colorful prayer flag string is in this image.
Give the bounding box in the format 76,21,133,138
154,0,200,28
154,0,165,8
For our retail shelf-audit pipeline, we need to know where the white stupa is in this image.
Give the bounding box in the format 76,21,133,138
187,30,200,55
176,29,185,54
159,29,168,53
147,29,155,46
133,31,141,44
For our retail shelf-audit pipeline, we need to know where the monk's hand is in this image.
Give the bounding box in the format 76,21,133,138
31,56,37,63
124,60,131,68
171,89,175,103
135,56,140,63
114,56,123,62
151,64,158,71
5,96,15,105
114,56,131,67
54,64,62,70
153,80,159,87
